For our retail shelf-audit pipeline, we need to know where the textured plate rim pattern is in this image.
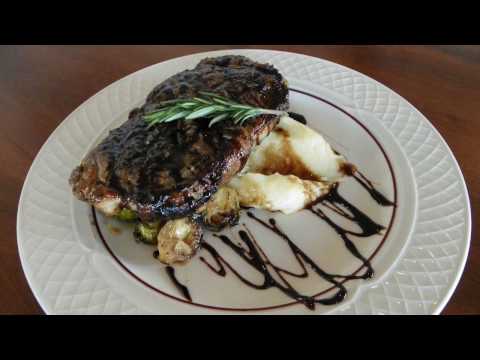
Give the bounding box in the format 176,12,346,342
17,49,471,315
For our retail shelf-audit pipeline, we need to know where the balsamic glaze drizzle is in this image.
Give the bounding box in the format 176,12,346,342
158,108,396,307
201,226,344,309
308,183,387,278
287,112,307,125
353,171,396,207
200,243,226,276
199,173,395,310
165,266,192,302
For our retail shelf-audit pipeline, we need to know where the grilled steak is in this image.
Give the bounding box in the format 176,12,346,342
69,55,289,221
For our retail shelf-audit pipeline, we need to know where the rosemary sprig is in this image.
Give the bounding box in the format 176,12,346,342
143,91,286,128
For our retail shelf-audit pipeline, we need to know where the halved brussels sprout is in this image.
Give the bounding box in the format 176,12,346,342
116,208,138,222
134,221,162,245
197,186,240,231
156,217,202,265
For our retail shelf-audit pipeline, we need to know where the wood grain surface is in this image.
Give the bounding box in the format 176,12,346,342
1,45,478,315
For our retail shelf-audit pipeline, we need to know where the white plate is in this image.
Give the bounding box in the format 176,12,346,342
17,49,471,314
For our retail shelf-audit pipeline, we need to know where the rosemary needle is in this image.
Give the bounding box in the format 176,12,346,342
144,91,286,128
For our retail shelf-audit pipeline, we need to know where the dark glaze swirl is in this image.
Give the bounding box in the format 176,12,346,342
197,175,395,310
165,266,192,302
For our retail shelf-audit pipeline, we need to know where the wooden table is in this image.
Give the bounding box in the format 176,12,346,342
2,45,478,315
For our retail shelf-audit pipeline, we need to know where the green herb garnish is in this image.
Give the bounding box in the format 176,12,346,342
143,91,286,128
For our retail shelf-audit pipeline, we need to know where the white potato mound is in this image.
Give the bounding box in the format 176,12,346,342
228,173,330,214
227,116,350,214
244,115,348,182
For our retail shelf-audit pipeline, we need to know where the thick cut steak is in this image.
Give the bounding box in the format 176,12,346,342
69,55,289,221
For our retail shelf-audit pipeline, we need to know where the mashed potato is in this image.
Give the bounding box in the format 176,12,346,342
227,116,351,214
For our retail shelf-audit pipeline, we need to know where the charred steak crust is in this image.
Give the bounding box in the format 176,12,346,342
69,55,289,221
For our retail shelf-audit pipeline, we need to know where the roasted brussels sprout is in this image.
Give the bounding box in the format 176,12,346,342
116,208,137,222
197,186,240,231
134,221,162,245
156,217,202,265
